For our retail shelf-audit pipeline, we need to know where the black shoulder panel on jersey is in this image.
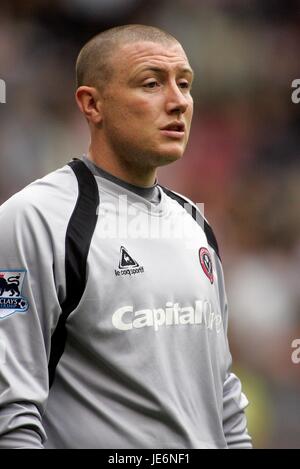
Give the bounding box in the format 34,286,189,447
48,159,99,388
159,186,221,260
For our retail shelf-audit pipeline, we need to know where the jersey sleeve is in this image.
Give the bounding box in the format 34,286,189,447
0,191,62,448
213,251,252,449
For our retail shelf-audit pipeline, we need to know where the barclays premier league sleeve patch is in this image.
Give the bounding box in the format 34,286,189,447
0,270,29,319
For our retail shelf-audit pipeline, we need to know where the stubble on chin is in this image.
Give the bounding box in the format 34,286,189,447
111,140,178,168
124,148,184,172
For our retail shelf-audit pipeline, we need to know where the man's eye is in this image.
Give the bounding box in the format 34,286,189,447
179,82,190,89
144,81,159,88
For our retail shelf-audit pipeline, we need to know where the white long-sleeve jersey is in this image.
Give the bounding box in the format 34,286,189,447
0,159,252,449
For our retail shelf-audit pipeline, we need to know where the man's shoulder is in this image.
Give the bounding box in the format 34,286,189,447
160,185,220,260
25,163,79,203
160,185,205,219
0,163,78,222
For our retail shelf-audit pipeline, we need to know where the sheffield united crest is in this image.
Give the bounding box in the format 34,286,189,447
199,248,214,284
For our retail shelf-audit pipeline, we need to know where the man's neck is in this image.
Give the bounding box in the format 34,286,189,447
88,147,157,188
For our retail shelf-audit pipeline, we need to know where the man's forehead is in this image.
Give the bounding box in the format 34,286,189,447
114,40,191,72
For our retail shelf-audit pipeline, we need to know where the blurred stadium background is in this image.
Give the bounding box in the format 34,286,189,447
0,0,300,448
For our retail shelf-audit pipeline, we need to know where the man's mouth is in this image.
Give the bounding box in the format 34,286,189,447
160,121,185,139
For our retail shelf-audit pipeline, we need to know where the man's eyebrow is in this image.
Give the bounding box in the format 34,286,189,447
133,66,194,78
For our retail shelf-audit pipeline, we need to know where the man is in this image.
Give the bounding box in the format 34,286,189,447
0,25,252,449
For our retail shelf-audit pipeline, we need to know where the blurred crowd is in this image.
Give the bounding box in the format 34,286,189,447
0,0,299,448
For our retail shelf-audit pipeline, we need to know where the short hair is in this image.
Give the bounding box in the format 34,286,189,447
76,24,179,90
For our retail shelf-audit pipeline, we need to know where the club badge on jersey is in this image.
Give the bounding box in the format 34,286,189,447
199,247,214,284
0,270,29,319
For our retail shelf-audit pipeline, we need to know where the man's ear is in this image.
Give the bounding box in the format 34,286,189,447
75,86,103,125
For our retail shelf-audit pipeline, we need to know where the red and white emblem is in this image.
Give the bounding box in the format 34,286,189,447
199,247,214,284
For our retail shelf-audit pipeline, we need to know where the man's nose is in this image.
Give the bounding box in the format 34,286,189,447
165,83,189,115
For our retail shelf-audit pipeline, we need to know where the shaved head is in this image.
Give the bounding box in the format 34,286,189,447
76,24,179,90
